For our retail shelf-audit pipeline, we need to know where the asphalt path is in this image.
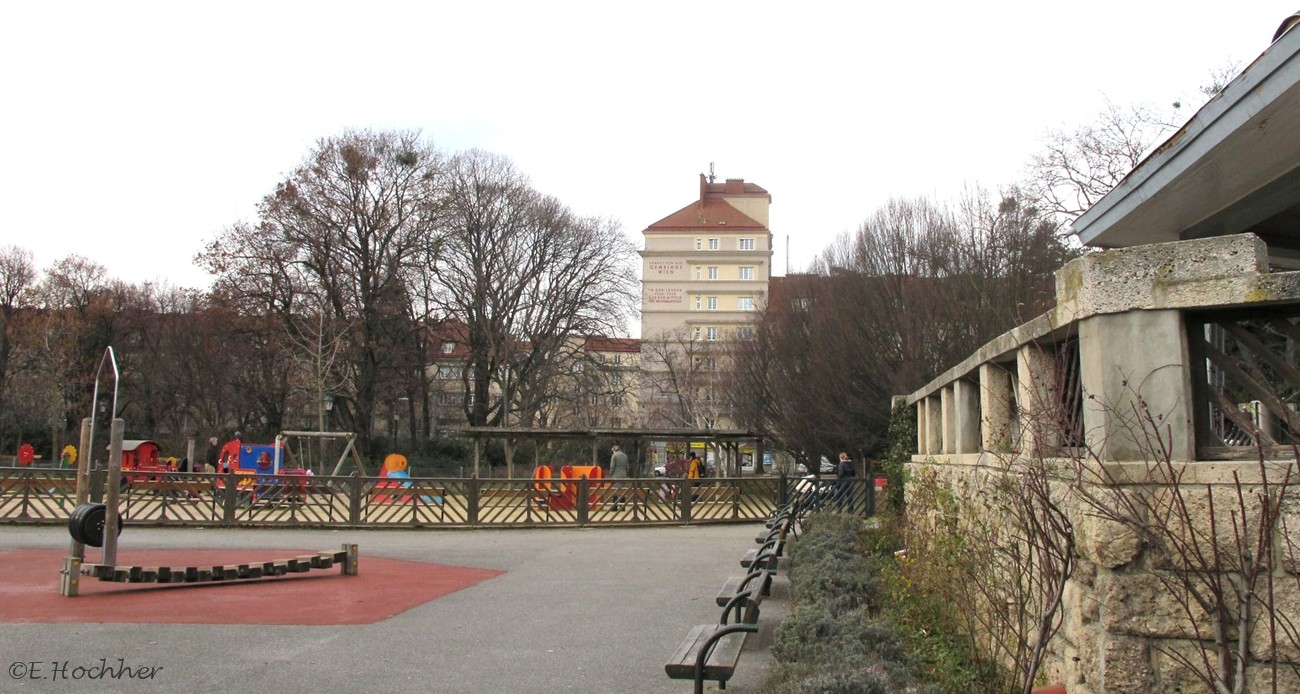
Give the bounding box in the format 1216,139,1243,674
0,523,786,693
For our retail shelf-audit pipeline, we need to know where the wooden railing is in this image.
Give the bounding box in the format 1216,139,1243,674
0,467,880,529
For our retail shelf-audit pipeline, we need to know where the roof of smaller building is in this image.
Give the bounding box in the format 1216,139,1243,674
584,336,640,353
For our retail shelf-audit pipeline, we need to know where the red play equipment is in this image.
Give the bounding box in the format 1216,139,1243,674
531,464,607,510
119,440,177,482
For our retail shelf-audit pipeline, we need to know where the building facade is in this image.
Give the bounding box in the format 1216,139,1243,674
637,174,774,429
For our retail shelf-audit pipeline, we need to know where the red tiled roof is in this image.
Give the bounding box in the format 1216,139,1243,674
584,336,641,353
645,197,765,232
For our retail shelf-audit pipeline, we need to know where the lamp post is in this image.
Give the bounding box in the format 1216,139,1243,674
320,393,334,467
389,396,410,448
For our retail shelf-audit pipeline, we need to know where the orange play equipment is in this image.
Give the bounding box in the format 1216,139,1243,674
531,464,607,510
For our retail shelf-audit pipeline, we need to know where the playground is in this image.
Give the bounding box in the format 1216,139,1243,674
0,523,783,693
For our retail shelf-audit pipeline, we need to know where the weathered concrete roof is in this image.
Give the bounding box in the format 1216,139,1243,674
1073,20,1300,256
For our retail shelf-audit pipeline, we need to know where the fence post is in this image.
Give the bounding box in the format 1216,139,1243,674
681,478,693,523
221,472,238,526
865,475,876,517
348,477,363,525
577,476,590,525
468,477,480,526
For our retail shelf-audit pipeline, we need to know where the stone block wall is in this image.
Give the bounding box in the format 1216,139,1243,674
904,235,1300,692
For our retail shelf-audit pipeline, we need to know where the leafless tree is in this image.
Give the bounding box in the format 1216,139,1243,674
200,129,445,452
1024,101,1177,226
0,245,36,432
641,328,727,430
731,189,1072,462
429,149,638,428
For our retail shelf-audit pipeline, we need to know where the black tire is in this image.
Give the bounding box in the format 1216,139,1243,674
78,503,122,548
67,503,94,544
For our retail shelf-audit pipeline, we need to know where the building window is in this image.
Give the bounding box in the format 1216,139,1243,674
738,296,754,311
438,366,459,379
611,394,623,406
737,326,754,340
438,391,459,405
612,373,624,385
694,266,702,280
695,238,703,250
693,327,701,341
611,416,623,427
707,296,718,310
708,238,719,251
441,341,455,354
739,238,755,251
739,266,754,280
707,266,718,280
694,295,702,310
706,327,718,341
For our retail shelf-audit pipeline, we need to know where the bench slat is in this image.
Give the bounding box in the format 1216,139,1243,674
664,624,747,682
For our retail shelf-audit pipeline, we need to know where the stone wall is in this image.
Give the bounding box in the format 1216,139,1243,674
906,454,1299,692
904,235,1300,692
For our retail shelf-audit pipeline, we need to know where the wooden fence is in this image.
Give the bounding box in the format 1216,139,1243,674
0,467,879,529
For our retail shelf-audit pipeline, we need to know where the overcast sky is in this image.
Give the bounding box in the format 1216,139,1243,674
2,1,1294,294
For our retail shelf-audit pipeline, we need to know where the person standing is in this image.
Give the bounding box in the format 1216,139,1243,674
687,453,703,479
609,444,629,478
835,451,855,510
203,437,219,473
609,444,630,511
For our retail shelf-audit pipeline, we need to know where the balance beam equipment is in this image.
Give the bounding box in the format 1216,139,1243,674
70,543,359,589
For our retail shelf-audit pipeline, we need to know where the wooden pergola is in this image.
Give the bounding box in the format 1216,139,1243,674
441,426,769,478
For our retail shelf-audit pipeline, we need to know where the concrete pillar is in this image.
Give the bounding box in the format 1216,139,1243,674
925,396,943,455
980,363,1014,452
1018,344,1061,456
1078,310,1194,462
941,386,955,454
916,399,928,455
953,379,980,454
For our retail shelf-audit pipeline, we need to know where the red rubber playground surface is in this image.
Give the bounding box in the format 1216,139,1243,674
0,548,501,626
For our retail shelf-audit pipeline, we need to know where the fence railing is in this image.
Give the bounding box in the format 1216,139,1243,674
0,467,879,529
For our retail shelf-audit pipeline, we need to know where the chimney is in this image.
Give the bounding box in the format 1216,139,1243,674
724,178,745,194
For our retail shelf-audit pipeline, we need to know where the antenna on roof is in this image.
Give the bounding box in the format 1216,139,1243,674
708,162,716,184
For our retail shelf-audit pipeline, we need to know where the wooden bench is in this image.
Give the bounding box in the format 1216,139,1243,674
716,566,775,608
665,585,765,693
741,537,785,573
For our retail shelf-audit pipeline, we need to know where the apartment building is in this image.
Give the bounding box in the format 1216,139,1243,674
638,174,774,428
426,322,639,430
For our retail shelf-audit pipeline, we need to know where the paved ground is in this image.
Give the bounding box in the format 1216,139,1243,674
0,523,786,693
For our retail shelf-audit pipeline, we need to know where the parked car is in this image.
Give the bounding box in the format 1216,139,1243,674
795,456,838,475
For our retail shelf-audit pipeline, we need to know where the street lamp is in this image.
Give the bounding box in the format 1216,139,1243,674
390,396,410,447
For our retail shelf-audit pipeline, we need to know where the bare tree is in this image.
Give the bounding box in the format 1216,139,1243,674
1024,101,1177,226
731,190,1072,461
641,328,727,429
429,149,638,427
0,245,36,429
200,129,445,452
